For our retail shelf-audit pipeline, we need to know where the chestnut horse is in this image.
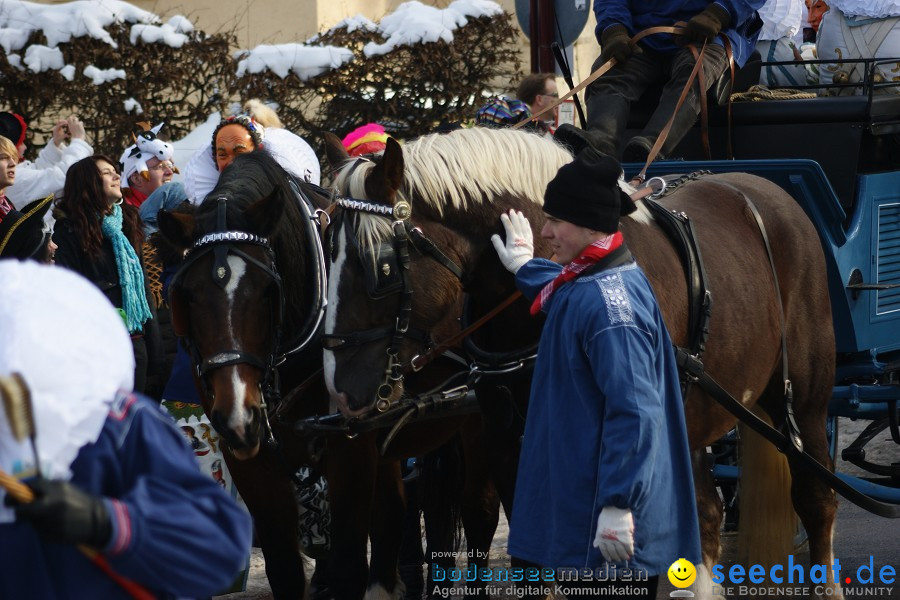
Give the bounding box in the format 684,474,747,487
324,127,842,599
158,151,499,600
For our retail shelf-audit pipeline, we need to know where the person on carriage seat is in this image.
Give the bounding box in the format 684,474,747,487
556,0,765,162
815,0,900,95
491,149,701,598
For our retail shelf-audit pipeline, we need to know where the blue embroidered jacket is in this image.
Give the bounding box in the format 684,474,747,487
508,257,701,574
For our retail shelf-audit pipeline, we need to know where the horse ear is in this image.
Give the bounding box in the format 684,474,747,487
245,193,284,236
157,210,195,250
324,132,349,169
366,138,404,204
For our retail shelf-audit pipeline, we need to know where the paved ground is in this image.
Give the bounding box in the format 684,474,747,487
216,417,899,599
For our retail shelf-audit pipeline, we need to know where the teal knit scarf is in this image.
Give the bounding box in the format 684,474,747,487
101,204,152,333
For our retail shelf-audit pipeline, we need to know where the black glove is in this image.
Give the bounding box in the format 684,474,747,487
601,25,641,64
5,478,113,548
681,4,731,44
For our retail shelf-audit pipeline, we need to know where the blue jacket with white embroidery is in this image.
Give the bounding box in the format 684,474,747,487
507,253,701,575
0,393,252,599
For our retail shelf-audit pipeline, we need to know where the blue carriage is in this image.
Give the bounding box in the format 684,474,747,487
623,57,900,506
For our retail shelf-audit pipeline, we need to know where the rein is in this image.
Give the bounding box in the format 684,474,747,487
519,24,736,181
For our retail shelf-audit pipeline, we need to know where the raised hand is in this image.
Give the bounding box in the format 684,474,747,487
65,116,86,140
491,209,534,274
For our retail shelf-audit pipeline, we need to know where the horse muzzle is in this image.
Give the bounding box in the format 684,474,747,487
331,391,374,419
210,402,263,459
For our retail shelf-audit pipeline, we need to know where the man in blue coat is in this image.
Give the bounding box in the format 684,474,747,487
491,149,701,598
560,0,764,161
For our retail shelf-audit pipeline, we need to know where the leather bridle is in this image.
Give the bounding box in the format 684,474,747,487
168,189,328,449
320,197,464,413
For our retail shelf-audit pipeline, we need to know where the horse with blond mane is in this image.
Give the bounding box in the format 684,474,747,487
324,126,841,598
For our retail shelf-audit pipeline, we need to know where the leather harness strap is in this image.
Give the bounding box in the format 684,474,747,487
410,290,523,372
679,361,900,518
650,180,900,518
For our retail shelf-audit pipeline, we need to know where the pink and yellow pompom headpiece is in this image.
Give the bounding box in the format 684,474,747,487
342,123,391,157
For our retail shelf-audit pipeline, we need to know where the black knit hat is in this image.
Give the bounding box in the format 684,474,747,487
0,195,53,260
543,147,636,232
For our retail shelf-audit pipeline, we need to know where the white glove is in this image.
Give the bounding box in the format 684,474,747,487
593,506,634,562
490,210,534,274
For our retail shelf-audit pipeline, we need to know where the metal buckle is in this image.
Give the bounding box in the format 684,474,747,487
441,385,469,401
393,200,412,221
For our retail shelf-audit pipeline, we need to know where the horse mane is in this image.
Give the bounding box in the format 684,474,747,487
334,127,572,252
333,127,651,254
195,151,310,336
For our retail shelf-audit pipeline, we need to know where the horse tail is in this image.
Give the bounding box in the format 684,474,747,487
419,435,464,563
736,408,797,568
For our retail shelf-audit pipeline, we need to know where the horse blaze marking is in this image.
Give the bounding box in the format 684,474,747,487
224,255,247,343
323,224,348,402
224,255,250,430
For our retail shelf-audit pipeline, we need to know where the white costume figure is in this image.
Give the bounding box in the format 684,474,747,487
756,0,808,86
183,119,320,205
818,0,900,94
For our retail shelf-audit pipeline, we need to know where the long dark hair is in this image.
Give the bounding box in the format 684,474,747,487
58,155,143,257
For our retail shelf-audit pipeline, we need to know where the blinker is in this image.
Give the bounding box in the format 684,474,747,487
361,242,403,299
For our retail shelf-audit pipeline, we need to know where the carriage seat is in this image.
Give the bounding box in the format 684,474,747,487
719,94,900,128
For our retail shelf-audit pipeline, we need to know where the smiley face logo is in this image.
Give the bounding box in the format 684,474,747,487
668,558,697,588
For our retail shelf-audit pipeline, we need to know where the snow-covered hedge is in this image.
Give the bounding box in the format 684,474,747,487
0,0,521,156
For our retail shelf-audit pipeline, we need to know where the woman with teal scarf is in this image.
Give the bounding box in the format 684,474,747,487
54,155,162,395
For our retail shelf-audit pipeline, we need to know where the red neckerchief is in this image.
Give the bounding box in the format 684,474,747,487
530,232,624,316
124,187,147,208
0,194,13,221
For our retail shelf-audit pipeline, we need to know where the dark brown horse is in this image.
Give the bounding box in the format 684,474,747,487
324,127,842,599
158,151,329,598
158,150,500,600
